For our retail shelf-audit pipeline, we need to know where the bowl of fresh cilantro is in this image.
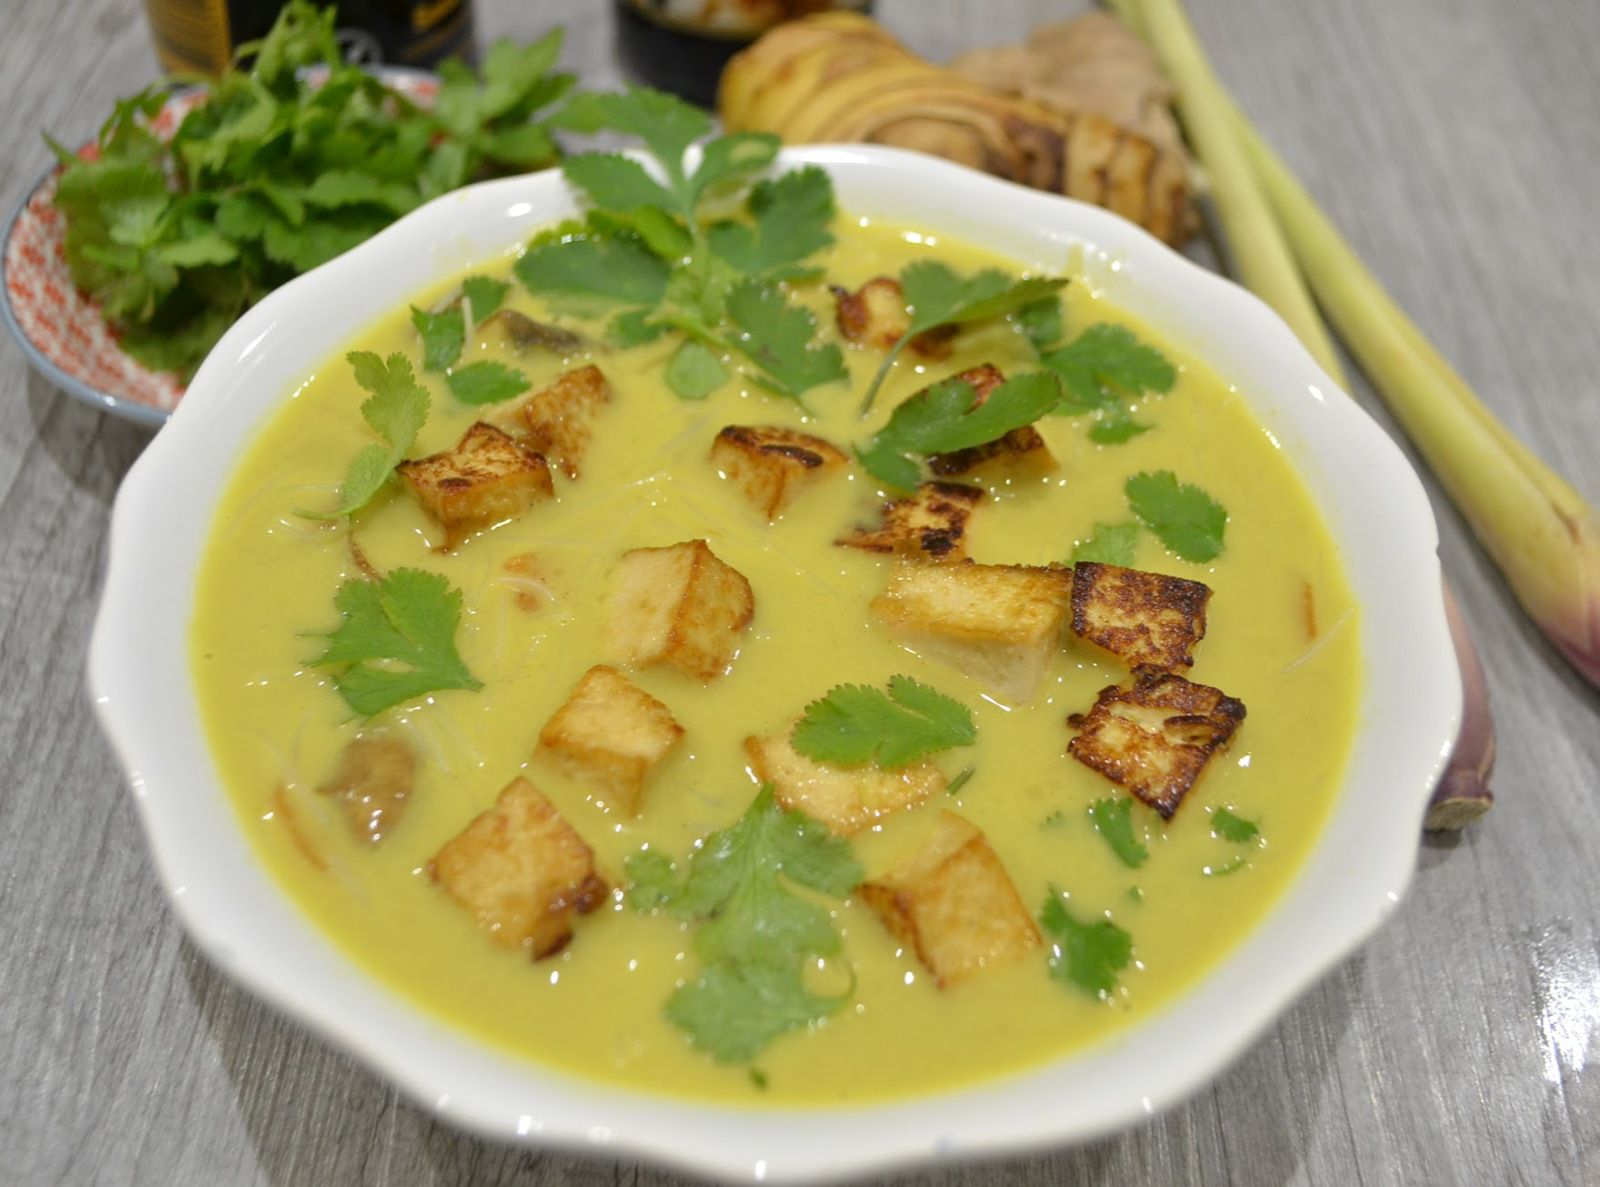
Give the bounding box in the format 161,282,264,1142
1,0,576,427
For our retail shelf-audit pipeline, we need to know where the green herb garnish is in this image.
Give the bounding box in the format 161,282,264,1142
1125,470,1228,563
411,305,465,372
1040,889,1134,998
625,785,862,1063
460,275,509,323
856,370,1063,489
310,568,482,717
1211,807,1261,843
47,1,575,378
525,86,845,402
945,767,976,797
1039,323,1175,442
664,339,729,400
298,350,428,520
1071,521,1141,566
1088,797,1150,869
446,360,531,405
790,676,977,768
857,261,1067,415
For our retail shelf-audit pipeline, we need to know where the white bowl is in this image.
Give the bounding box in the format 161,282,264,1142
88,146,1460,1183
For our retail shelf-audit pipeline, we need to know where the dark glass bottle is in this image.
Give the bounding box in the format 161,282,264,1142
615,1,873,108
143,0,476,75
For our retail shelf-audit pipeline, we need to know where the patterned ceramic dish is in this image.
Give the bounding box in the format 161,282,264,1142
88,146,1461,1182
0,69,437,428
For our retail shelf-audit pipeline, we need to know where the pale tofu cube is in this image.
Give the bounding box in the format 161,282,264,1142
429,778,608,958
1070,561,1211,671
859,811,1040,988
744,730,943,836
1066,669,1247,818
711,424,848,520
518,364,613,480
832,276,955,358
536,665,684,814
925,364,1056,480
397,421,553,549
315,733,415,844
604,539,755,681
869,560,1073,702
836,481,982,561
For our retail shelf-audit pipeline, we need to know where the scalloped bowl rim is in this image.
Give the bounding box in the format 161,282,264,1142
88,145,1460,1184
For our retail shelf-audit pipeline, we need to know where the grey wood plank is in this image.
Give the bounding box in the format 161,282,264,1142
2,0,1598,1185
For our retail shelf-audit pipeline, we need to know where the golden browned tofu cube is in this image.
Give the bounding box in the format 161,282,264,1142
710,424,848,520
429,778,608,958
397,421,554,549
836,481,982,561
743,730,943,836
518,364,613,480
316,734,415,844
1070,561,1211,671
536,665,684,814
925,364,1056,480
605,539,755,681
831,276,956,358
1066,669,1247,818
859,812,1040,988
869,560,1073,702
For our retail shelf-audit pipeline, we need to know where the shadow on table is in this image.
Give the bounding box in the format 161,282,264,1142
183,932,1358,1187
22,370,154,497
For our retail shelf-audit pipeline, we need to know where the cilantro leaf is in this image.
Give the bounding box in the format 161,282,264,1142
1125,471,1228,563
858,263,1068,414
310,568,482,716
552,86,712,193
411,305,465,372
857,371,1063,488
514,228,671,310
1205,855,1248,877
299,350,429,520
1040,890,1134,997
791,676,976,768
560,151,677,215
626,785,861,1062
607,308,668,347
688,132,781,205
664,339,728,400
707,166,835,276
1211,807,1261,843
1018,295,1064,353
1071,521,1141,566
724,280,847,400
1088,797,1149,868
1043,324,1175,443
446,361,531,405
1088,405,1152,444
460,275,509,322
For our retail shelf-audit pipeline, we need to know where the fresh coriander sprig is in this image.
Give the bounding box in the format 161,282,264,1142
856,370,1063,490
856,261,1067,416
1071,521,1141,566
1125,470,1228,563
790,676,977,768
47,1,577,379
522,86,845,403
1041,323,1177,443
1211,807,1261,843
1039,888,1135,998
625,785,862,1063
298,351,428,520
1088,797,1150,869
310,568,482,717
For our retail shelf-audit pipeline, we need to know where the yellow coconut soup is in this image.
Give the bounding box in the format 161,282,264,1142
191,217,1359,1106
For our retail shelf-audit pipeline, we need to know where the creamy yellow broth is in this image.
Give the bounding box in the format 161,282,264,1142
191,218,1360,1105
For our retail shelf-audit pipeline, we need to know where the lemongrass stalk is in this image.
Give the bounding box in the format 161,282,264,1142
1223,98,1600,686
1133,0,1347,389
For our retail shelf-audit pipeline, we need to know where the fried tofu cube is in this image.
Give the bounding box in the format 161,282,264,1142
859,812,1040,988
744,730,944,835
1070,561,1212,671
831,276,956,358
605,539,755,681
836,481,982,561
924,364,1057,479
536,665,684,814
711,424,848,520
869,560,1073,702
429,778,608,958
518,364,613,480
397,421,554,549
315,734,415,844
1066,669,1247,818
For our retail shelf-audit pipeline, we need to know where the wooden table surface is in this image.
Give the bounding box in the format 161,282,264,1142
3,1,1598,1183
